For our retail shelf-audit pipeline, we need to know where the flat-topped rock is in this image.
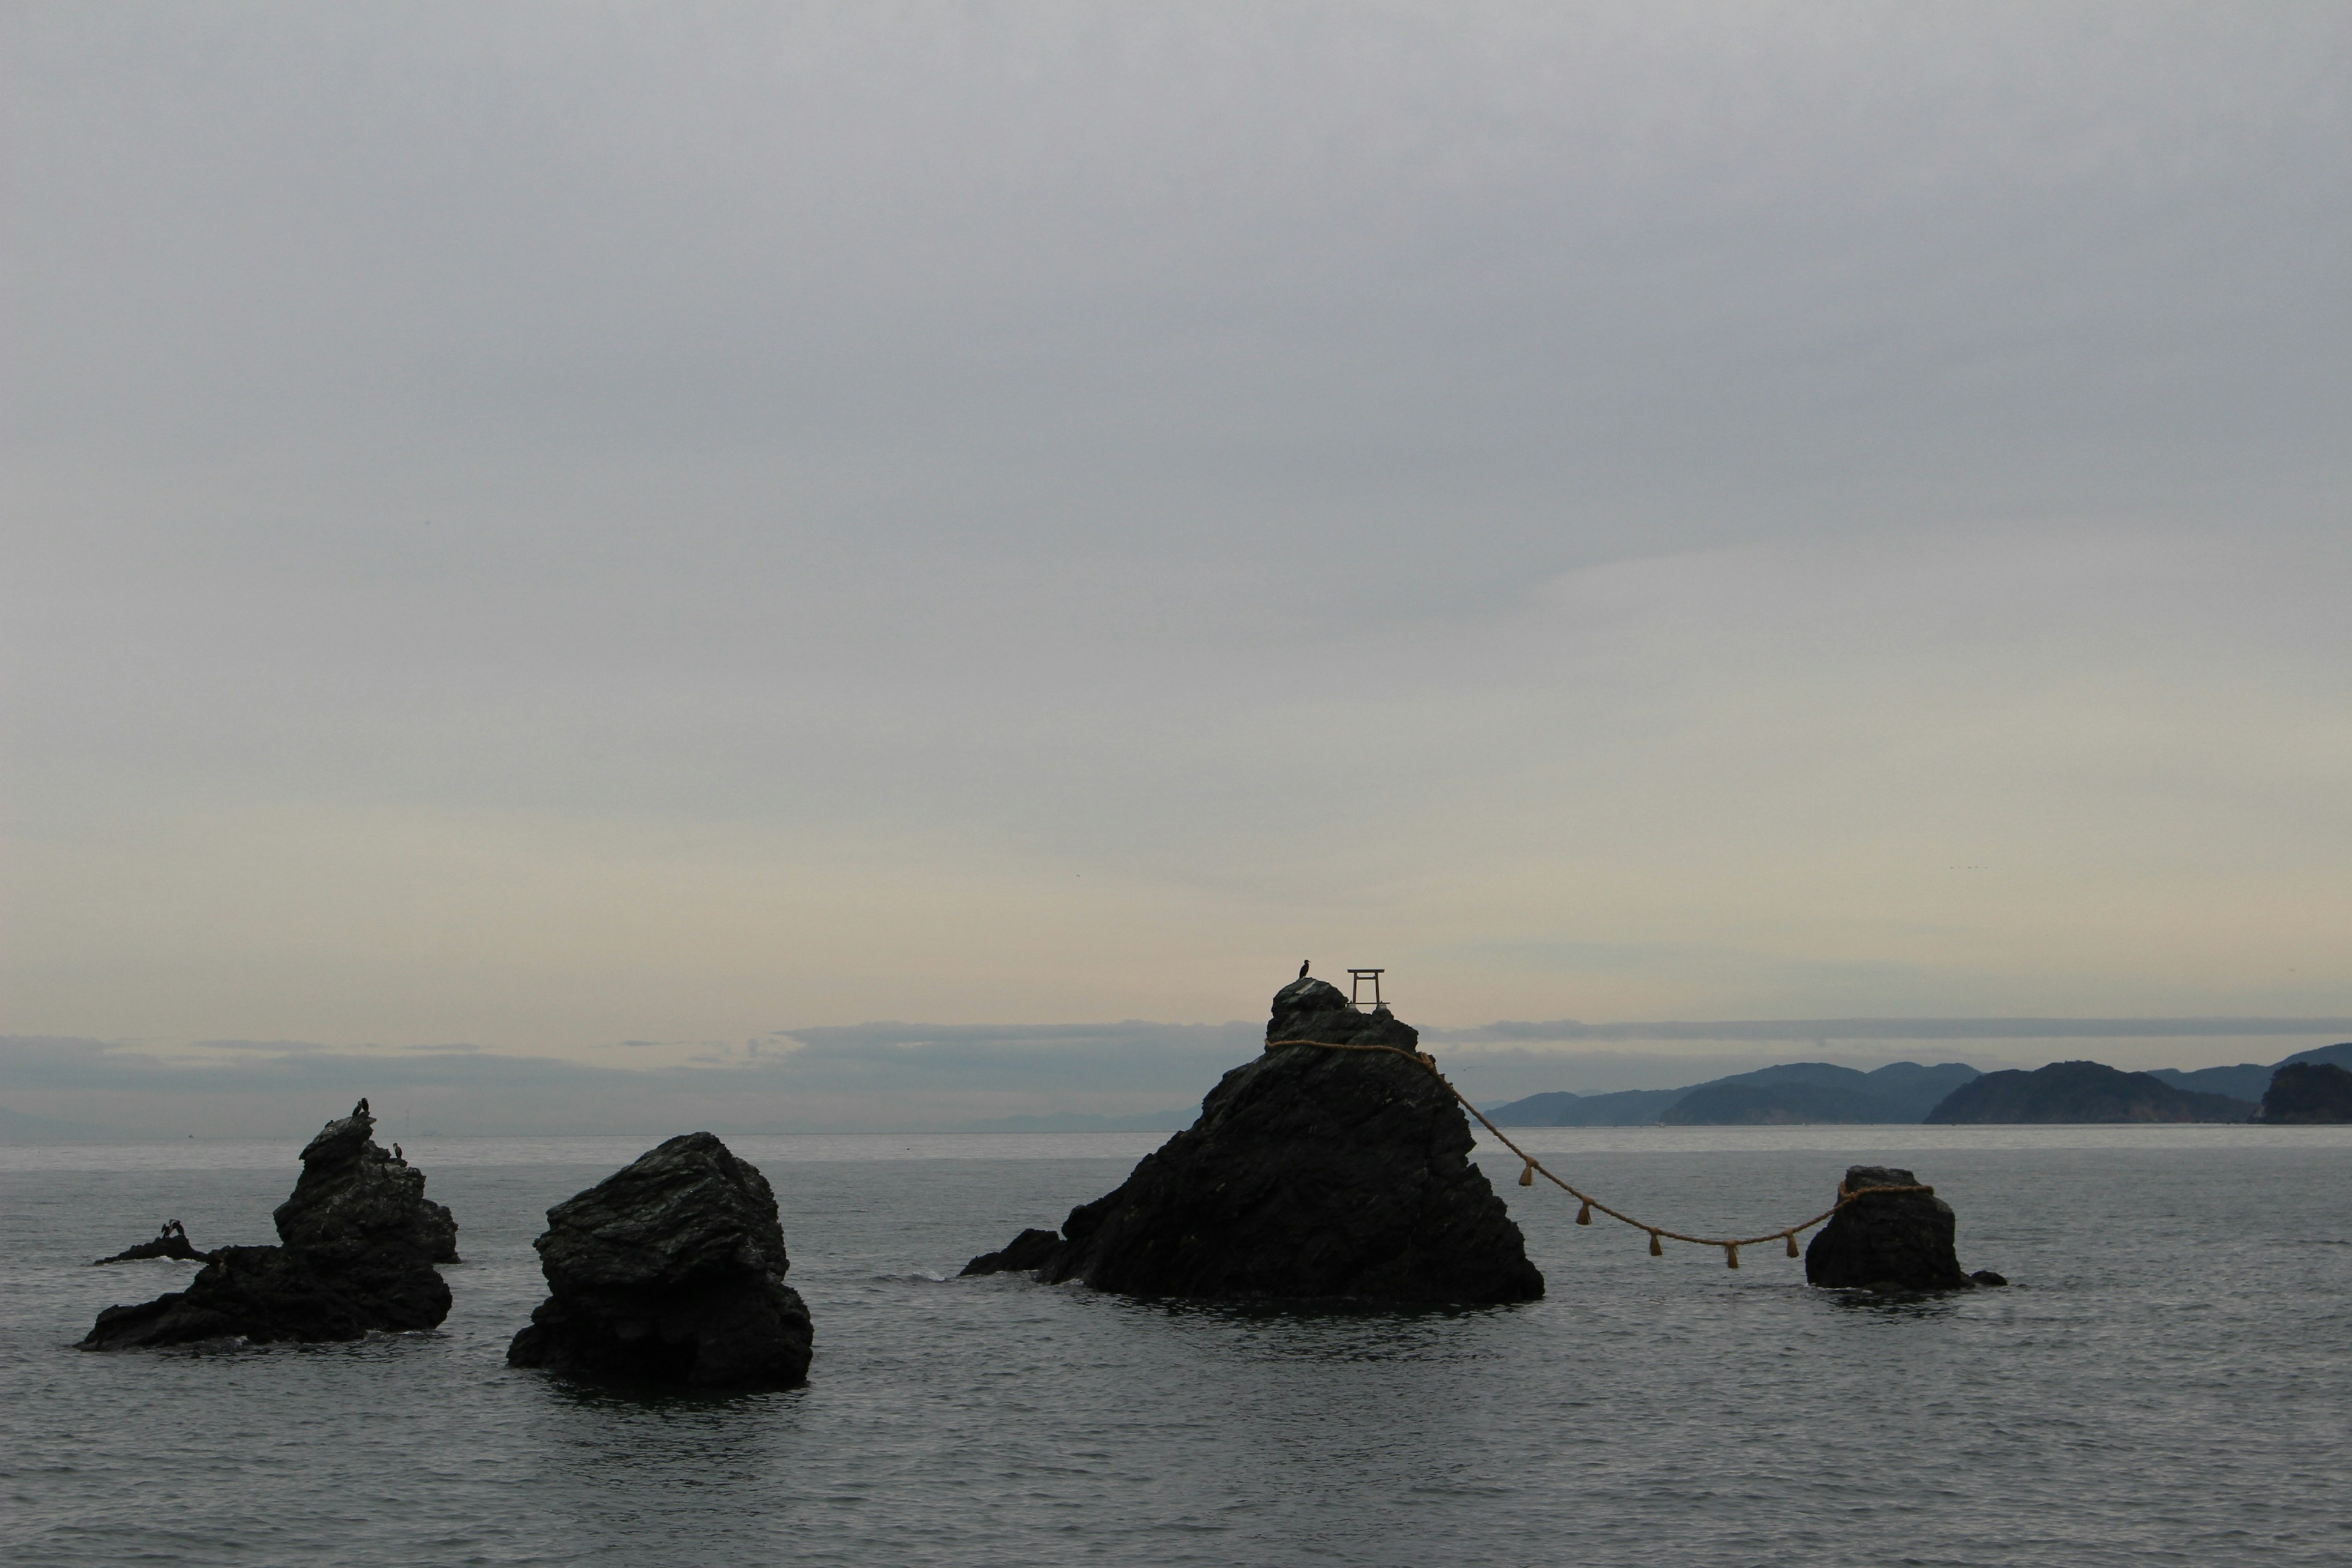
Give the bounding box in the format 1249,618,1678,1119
507,1132,813,1389
964,974,1543,1304
1264,975,1422,1051
1803,1164,1981,1291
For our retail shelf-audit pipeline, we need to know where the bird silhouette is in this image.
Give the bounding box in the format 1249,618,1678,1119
393,1143,403,1162
1298,959,1310,979
353,1096,369,1118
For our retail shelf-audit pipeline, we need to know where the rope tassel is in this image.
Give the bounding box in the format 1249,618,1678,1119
1648,1231,1662,1256
1575,1200,1593,1226
1518,1160,1534,1187
1724,1243,1740,1269
1785,1231,1800,1258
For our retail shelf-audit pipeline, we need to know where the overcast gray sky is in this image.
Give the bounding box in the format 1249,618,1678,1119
6,3,2349,1129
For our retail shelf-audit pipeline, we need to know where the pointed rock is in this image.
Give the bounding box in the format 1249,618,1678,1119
80,1106,454,1349
275,1111,460,1264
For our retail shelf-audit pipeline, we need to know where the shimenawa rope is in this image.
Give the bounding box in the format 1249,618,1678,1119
1275,1037,1933,1268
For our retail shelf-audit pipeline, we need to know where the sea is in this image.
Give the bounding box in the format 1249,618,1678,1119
4,1125,2348,1567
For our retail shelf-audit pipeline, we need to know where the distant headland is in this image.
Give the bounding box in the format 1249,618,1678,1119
1487,1041,2352,1126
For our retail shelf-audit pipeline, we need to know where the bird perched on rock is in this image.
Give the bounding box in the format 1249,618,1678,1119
353,1096,370,1118
1298,960,1310,979
393,1143,403,1162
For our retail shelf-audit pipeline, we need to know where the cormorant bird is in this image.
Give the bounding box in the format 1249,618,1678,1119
1298,959,1310,979
353,1096,369,1118
393,1143,403,1162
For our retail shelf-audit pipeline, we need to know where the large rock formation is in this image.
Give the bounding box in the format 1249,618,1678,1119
2259,1061,2352,1124
962,976,1544,1304
80,1106,456,1350
1804,1164,1984,1291
1924,1060,2254,1123
507,1132,813,1389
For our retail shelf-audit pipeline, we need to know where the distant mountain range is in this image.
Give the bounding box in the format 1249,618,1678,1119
1485,1060,1982,1126
1925,1060,2255,1123
2142,1041,2352,1101
1486,1042,2352,1126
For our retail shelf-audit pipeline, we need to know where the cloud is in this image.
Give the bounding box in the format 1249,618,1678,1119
768,1021,1259,1090
11,1011,2348,1137
4,6,2348,1054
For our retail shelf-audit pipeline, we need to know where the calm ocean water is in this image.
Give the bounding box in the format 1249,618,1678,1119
4,1126,2348,1567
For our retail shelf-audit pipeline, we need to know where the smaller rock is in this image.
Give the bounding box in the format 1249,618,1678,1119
1804,1165,1977,1291
507,1133,812,1389
962,1227,1065,1277
1969,1269,2009,1287
91,1226,208,1265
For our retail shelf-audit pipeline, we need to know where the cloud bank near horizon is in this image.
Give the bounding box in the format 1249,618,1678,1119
9,1014,2348,1139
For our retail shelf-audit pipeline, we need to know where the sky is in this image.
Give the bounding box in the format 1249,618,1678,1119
5,3,2349,1134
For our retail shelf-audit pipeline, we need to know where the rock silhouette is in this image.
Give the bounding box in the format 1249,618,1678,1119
80,1106,456,1349
507,1132,813,1389
1803,1165,1982,1291
91,1225,209,1265
2258,1061,2352,1124
274,1112,460,1267
963,976,1544,1304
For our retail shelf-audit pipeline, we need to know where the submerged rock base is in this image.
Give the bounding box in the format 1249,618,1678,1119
91,1229,209,1265
1804,1164,1985,1291
507,1132,813,1390
965,976,1544,1305
81,1107,456,1350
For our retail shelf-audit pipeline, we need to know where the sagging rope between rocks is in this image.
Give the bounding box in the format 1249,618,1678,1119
1280,1039,1933,1268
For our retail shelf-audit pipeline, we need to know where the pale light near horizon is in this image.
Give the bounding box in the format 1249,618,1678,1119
4,3,2346,1089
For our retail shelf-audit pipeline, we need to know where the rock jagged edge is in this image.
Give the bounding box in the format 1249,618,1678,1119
963,977,1544,1304
80,1107,458,1349
507,1131,813,1389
